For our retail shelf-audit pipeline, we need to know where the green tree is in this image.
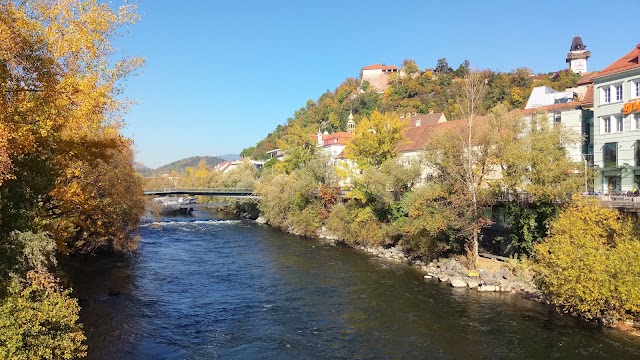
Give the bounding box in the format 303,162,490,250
275,123,316,173
0,271,86,360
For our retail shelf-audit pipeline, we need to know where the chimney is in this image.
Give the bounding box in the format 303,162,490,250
429,109,434,114
415,118,421,127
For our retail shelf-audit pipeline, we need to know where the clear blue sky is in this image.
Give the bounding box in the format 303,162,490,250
117,0,640,168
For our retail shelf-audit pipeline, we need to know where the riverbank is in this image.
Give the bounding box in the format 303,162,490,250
252,215,640,337
257,215,541,295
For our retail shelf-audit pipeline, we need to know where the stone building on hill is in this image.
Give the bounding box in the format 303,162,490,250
360,64,399,93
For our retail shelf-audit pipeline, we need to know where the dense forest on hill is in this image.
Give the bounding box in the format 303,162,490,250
241,59,580,160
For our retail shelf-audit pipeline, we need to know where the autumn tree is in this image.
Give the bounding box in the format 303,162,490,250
1,0,144,355
490,107,583,254
274,123,317,173
344,110,407,169
423,71,496,267
534,197,640,321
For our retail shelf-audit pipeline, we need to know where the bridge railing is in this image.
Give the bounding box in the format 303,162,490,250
144,188,255,194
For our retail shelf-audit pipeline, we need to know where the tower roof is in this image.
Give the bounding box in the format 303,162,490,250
569,36,586,51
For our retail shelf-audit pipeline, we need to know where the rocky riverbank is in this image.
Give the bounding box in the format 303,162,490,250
357,245,541,297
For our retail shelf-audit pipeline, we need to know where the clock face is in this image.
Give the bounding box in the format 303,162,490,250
572,59,586,73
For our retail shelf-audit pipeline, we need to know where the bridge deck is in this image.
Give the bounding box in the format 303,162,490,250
144,188,259,198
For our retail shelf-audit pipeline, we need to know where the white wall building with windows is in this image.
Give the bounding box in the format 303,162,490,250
592,44,640,193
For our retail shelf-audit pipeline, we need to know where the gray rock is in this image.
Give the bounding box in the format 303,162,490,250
478,285,498,292
466,278,480,289
438,274,450,283
499,268,513,280
450,277,467,288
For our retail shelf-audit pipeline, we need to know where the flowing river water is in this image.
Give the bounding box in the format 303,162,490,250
71,208,640,359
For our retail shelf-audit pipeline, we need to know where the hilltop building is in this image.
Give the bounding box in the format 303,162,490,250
360,64,399,93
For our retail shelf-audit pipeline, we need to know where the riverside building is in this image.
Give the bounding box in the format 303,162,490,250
592,44,640,193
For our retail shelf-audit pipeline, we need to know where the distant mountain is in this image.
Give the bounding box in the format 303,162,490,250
151,156,225,176
218,154,241,161
134,162,153,177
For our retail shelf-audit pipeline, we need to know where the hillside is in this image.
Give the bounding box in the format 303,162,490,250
134,162,153,177
150,156,224,176
242,58,579,159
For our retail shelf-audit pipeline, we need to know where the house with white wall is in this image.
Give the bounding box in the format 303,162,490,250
591,44,640,193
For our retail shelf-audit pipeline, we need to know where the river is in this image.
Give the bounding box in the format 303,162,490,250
71,208,640,359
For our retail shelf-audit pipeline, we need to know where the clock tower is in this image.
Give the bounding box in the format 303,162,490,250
566,36,590,74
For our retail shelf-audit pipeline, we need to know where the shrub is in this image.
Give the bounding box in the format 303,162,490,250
0,271,86,359
533,197,640,320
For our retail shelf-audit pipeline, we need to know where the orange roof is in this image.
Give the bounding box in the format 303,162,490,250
362,64,398,71
322,132,353,146
310,131,354,146
404,113,446,127
576,71,597,85
522,101,582,115
396,119,465,153
581,85,594,106
396,125,433,152
593,44,640,78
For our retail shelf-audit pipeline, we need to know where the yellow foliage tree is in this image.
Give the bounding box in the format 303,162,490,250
344,110,407,169
534,196,640,320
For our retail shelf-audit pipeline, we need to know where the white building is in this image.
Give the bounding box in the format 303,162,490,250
592,44,640,193
524,86,576,110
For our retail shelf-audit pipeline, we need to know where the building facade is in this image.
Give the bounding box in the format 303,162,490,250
592,44,640,193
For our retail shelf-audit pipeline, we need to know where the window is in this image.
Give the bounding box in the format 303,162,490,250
616,115,624,132
636,140,640,167
602,116,611,133
603,142,618,168
635,81,640,98
553,112,561,125
601,84,624,104
615,85,623,101
603,87,611,103
634,113,640,130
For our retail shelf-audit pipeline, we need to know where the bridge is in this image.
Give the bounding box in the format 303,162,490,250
144,188,260,199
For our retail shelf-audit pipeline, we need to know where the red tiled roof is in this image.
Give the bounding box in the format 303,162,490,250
521,101,582,115
395,113,447,152
576,71,597,85
593,44,640,78
310,132,354,146
404,113,446,127
362,64,398,71
581,85,594,106
396,119,466,153
322,132,353,146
